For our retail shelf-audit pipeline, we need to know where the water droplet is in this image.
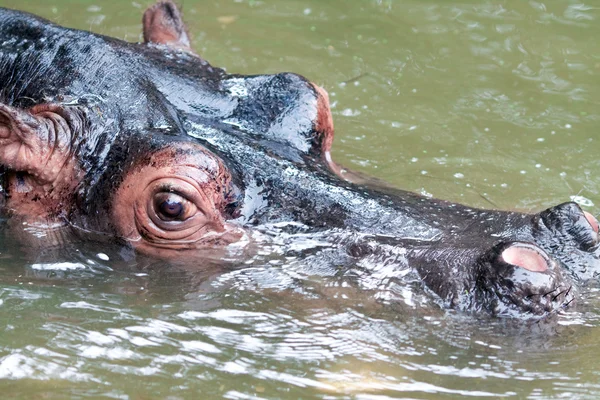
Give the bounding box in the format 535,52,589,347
420,189,433,197
570,195,594,207
341,108,360,117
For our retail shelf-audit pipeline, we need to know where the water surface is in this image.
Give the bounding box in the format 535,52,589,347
1,0,600,398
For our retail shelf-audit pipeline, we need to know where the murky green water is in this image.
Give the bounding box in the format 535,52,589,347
1,0,600,398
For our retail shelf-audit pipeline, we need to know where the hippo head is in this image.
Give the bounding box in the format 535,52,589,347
0,1,598,318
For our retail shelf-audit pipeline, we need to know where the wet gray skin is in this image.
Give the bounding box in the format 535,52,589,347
0,2,598,318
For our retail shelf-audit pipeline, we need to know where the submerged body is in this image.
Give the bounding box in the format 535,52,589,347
0,2,598,317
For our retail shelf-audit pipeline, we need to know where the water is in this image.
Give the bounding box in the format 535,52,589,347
1,0,600,398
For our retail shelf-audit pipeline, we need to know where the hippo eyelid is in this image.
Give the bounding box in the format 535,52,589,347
156,184,186,196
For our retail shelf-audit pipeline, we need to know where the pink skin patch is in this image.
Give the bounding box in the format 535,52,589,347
501,244,549,273
584,211,599,234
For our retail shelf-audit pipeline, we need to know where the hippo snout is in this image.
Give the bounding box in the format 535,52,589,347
466,202,600,316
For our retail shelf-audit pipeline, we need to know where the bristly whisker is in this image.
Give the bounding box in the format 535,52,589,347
552,286,572,302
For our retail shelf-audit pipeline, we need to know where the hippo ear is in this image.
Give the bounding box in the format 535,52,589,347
143,1,192,52
225,73,335,157
0,103,83,185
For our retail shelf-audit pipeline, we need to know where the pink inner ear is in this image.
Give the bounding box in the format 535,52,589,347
311,84,334,153
142,1,191,51
584,211,599,234
501,244,549,272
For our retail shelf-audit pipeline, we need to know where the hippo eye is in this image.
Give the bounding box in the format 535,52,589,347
160,197,183,218
153,192,197,221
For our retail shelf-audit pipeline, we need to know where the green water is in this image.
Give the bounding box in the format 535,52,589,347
1,0,600,398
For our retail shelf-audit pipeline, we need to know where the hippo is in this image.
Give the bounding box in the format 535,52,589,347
0,1,598,318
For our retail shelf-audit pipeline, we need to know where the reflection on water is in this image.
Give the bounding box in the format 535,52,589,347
1,0,600,398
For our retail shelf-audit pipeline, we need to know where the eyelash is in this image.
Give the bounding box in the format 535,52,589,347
158,185,186,197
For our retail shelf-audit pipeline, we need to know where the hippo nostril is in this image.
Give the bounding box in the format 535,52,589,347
479,241,570,315
583,211,599,234
539,202,598,250
500,243,549,272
